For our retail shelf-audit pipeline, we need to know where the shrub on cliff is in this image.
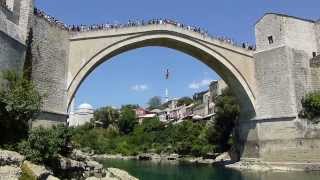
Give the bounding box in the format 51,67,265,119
17,125,73,164
0,70,43,145
300,91,320,123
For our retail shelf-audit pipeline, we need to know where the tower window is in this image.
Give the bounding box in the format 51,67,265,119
268,36,274,44
313,52,317,58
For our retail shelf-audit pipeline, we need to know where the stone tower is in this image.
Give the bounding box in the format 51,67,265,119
255,13,319,118
0,0,34,73
252,13,320,163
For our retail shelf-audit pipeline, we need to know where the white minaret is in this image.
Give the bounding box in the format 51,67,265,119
69,98,75,114
165,68,170,102
165,88,169,102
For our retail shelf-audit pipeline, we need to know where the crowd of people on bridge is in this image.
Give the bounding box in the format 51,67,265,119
33,8,256,50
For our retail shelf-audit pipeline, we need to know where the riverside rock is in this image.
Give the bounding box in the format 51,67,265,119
107,168,138,180
59,156,86,170
214,152,231,162
0,149,24,166
22,161,53,179
59,155,106,178
71,149,91,161
0,165,21,180
46,175,60,180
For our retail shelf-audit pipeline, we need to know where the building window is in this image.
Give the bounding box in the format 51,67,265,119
268,36,274,44
313,52,317,58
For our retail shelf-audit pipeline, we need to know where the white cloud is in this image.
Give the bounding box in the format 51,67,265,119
189,79,215,90
131,84,149,92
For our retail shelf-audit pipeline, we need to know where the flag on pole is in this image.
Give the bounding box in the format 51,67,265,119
165,69,169,80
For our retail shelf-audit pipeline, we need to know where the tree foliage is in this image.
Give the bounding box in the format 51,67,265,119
300,91,320,123
94,106,119,128
72,118,213,157
207,88,240,152
0,70,43,145
147,96,162,110
177,97,193,107
118,105,138,134
17,125,73,164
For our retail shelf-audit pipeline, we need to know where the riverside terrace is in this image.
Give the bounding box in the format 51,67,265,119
33,8,256,50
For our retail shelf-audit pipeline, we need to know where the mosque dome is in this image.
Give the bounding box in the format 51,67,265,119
78,103,93,110
76,103,94,115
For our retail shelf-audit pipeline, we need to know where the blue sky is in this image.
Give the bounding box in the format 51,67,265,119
36,0,320,109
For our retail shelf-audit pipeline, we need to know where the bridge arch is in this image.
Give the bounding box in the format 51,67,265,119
67,29,256,118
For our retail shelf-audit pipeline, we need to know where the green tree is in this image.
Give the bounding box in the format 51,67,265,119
0,70,43,145
118,105,138,134
147,96,162,110
94,106,119,128
177,97,193,107
207,88,240,152
300,91,320,123
17,125,72,164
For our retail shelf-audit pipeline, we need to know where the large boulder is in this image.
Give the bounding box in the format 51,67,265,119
0,149,25,166
107,168,138,180
70,149,91,161
46,175,60,180
0,165,21,179
84,160,106,178
86,176,117,180
58,156,106,178
167,154,180,161
137,153,152,160
215,152,231,162
22,161,53,179
59,156,86,171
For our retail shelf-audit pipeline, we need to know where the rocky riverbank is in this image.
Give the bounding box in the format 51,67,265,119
0,149,138,180
91,151,232,165
89,150,320,172
225,158,320,172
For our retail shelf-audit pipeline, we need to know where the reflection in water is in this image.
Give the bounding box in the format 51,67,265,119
101,159,320,180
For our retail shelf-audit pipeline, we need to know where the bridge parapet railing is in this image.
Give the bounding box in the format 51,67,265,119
34,7,256,52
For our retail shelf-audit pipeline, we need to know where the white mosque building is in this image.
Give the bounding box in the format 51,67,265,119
68,102,94,127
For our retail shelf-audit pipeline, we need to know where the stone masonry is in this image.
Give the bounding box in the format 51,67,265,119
253,13,320,163
30,15,70,127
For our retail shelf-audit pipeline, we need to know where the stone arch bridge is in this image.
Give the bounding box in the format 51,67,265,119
1,0,320,167
67,24,256,119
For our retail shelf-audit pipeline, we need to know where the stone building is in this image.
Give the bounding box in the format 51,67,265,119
192,80,227,119
67,103,94,127
157,80,227,122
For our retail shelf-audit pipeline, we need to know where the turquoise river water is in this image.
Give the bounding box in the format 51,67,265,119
101,159,320,180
